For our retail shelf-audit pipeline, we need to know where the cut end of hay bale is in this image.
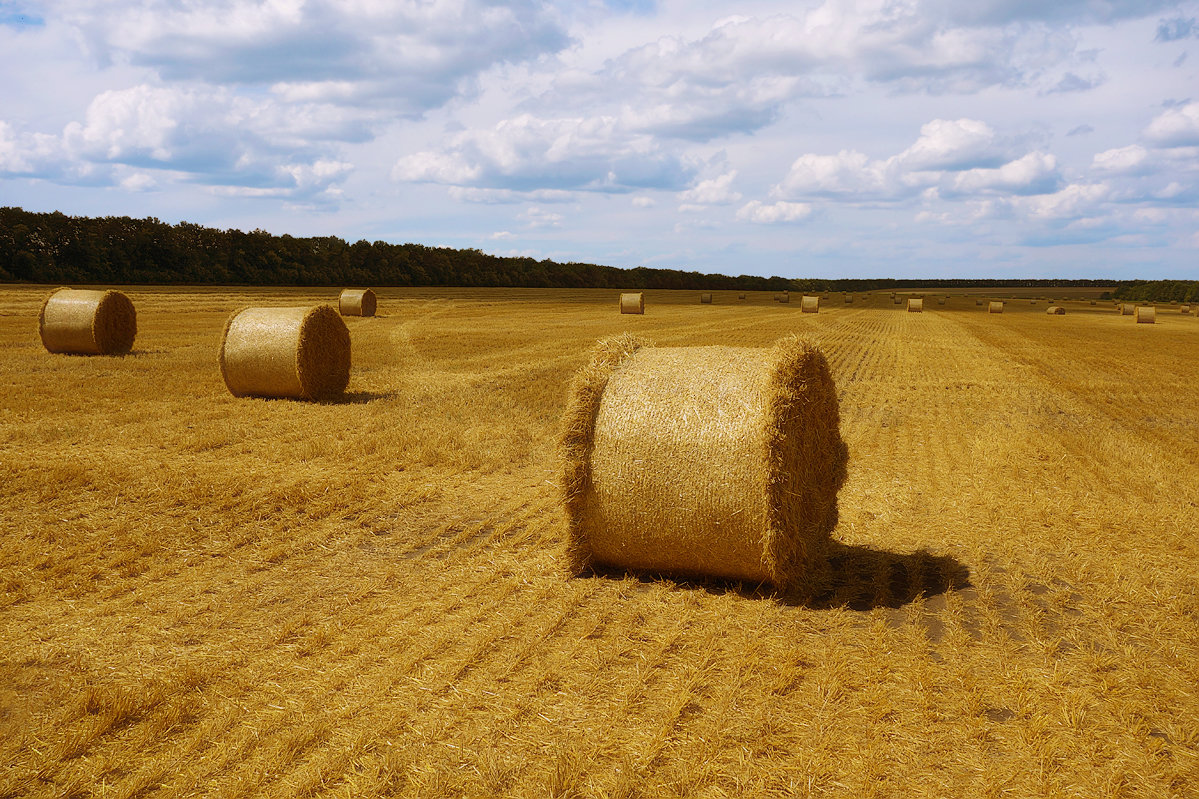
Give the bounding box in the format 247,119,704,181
338,288,377,317
39,287,137,355
619,292,645,314
988,301,1004,314
559,335,847,591
1135,306,1156,324
220,305,351,401
1046,305,1065,315
800,295,820,313
907,298,924,312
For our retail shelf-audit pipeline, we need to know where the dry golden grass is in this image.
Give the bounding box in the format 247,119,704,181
1,285,1197,798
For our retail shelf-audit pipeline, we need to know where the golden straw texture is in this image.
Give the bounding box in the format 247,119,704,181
1046,306,1065,315
560,335,847,590
619,293,644,314
1135,306,1156,324
989,301,1004,314
39,288,136,355
907,298,924,313
1120,304,1135,315
220,305,351,400
338,289,377,317
800,295,820,313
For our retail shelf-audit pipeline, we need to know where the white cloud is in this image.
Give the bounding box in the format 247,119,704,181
737,200,812,223
631,195,655,207
1092,144,1150,175
947,152,1059,195
893,119,1005,172
677,171,741,204
1018,182,1112,220
1144,101,1199,147
519,206,563,227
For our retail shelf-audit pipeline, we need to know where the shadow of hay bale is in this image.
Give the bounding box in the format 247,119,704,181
581,542,971,610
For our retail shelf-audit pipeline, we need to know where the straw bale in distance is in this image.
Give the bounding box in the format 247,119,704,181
559,334,848,590
989,301,1004,313
976,299,984,305
619,292,644,315
844,294,853,303
937,297,946,305
800,295,819,313
39,287,136,355
893,296,902,304
738,293,746,300
1046,305,1065,315
907,298,924,312
700,293,713,304
776,293,790,303
1135,306,1156,324
220,305,351,400
1181,305,1190,314
338,288,376,317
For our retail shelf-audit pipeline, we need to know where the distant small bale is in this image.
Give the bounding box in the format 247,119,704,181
620,292,645,314
937,297,946,305
844,294,853,303
801,295,820,313
220,306,350,401
560,334,847,589
1090,300,1097,305
893,296,902,304
907,298,924,312
1029,299,1037,304
976,299,984,306
776,292,790,303
738,293,747,300
989,301,1004,314
338,288,376,317
700,293,713,304
39,288,136,355
1180,305,1190,314
1135,306,1156,324
1046,305,1065,315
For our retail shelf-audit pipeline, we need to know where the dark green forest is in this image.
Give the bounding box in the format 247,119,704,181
1,206,1187,295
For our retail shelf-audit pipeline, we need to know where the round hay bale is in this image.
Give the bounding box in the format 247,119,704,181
1120,304,1135,315
560,335,847,589
619,292,645,315
776,292,790,303
893,296,902,304
1179,305,1190,314
936,297,946,305
976,299,984,306
738,293,746,300
1090,300,1097,305
220,306,351,400
1135,306,1156,324
700,293,713,304
800,295,820,313
844,294,853,303
1046,305,1065,315
39,288,136,355
988,301,1004,314
907,298,924,313
338,288,376,317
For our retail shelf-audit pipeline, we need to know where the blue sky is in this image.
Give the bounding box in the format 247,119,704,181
1,0,1197,279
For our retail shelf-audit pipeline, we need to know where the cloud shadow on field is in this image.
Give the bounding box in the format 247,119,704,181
584,543,971,611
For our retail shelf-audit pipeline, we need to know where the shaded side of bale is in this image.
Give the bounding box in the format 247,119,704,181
976,299,984,306
738,293,747,300
619,293,645,314
220,305,350,400
338,288,376,317
1046,306,1065,315
1135,306,1156,324
800,295,819,313
700,293,713,304
989,301,1004,313
907,298,923,313
776,293,790,303
560,335,847,590
39,288,136,355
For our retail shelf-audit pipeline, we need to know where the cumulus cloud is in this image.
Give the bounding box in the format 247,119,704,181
946,152,1059,196
1144,101,1199,147
59,0,569,115
393,113,695,193
677,171,741,204
1092,144,1151,175
736,200,811,223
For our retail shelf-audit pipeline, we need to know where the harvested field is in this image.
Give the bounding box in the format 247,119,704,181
1,285,1197,799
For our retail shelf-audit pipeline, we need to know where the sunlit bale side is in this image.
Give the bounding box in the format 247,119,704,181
801,295,820,313
619,292,644,314
220,306,351,401
39,288,136,355
1046,306,1065,315
700,293,713,304
989,301,1004,314
1135,306,1156,324
907,298,923,313
560,334,848,590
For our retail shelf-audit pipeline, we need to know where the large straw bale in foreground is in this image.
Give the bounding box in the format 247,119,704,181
800,295,819,313
907,298,923,312
989,301,1004,313
1046,305,1065,315
1135,306,1156,324
560,335,848,589
619,293,644,314
338,288,376,317
220,306,350,400
39,288,136,355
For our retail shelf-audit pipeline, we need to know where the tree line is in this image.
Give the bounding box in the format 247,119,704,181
1111,280,1199,303
0,206,1158,293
